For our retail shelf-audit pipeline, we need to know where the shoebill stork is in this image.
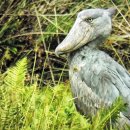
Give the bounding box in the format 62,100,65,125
55,8,130,125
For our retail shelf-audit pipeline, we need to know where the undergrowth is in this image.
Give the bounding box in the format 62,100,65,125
0,58,129,130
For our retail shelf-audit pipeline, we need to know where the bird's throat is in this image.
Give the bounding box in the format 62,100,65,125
87,36,106,49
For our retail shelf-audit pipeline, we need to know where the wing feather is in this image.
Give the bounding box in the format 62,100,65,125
70,72,107,117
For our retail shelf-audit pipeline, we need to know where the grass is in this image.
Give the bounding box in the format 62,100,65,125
0,83,89,130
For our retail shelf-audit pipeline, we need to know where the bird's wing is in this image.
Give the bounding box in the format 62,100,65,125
80,52,130,117
70,71,107,117
114,62,130,89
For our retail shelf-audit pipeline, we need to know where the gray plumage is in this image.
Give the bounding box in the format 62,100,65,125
55,8,130,126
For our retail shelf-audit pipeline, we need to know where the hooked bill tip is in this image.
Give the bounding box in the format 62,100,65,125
55,47,64,57
55,48,59,57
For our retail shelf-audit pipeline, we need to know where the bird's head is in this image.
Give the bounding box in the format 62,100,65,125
55,8,116,56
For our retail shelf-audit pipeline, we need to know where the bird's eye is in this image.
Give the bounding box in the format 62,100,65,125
84,18,93,23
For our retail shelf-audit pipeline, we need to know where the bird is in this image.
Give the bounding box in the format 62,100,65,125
55,8,130,127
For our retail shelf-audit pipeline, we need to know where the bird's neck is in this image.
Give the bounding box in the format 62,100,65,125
87,36,106,49
68,36,106,63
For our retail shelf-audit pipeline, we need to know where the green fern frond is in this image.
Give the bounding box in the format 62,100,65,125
4,57,27,87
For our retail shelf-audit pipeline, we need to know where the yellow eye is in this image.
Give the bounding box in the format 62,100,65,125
84,18,93,22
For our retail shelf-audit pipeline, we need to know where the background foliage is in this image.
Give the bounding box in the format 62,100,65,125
0,0,130,130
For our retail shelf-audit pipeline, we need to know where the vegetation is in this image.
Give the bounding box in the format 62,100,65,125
0,0,130,130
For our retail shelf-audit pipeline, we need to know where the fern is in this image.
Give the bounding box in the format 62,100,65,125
0,57,27,130
4,57,27,87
